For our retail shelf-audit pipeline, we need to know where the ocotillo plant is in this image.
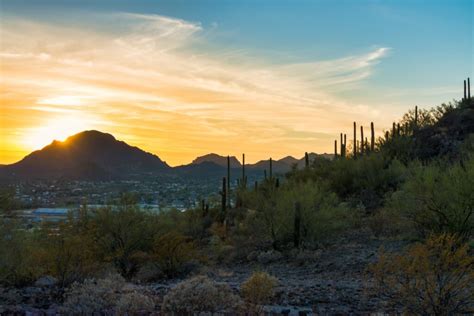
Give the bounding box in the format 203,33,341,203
370,122,375,152
227,156,231,208
294,201,301,248
360,125,364,155
305,152,309,168
353,122,357,158
220,177,226,216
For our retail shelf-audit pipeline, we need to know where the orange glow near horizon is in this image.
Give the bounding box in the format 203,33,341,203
0,13,407,167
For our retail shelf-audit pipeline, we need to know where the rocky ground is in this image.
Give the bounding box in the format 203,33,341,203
0,228,408,315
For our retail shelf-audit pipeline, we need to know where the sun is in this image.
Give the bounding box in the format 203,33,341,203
23,115,92,150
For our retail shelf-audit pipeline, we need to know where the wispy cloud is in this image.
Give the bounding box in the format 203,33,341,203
1,13,393,165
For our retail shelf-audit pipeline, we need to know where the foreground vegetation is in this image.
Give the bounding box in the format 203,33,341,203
1,98,473,313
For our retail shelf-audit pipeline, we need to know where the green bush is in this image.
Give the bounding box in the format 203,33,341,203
388,156,474,240
36,218,101,287
92,206,156,279
151,231,197,278
0,223,42,286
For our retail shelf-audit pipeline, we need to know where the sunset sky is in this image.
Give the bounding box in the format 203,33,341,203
1,0,472,166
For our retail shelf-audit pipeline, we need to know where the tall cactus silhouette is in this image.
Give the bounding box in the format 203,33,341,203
414,106,418,130
269,158,273,179
464,79,467,100
294,202,301,248
241,153,247,189
343,134,347,158
220,177,226,216
340,133,343,157
370,122,375,152
334,140,337,157
305,152,309,167
360,125,364,155
227,156,231,208
468,77,471,99
353,122,357,158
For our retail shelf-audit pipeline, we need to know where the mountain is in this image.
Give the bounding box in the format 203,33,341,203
0,130,335,182
0,130,170,181
191,154,241,168
188,152,334,174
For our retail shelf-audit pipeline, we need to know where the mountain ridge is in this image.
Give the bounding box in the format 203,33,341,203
0,130,334,181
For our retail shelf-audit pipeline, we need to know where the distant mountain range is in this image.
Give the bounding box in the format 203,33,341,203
0,130,333,182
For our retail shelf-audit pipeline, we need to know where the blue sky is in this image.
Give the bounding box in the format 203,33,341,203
1,0,473,164
3,0,472,104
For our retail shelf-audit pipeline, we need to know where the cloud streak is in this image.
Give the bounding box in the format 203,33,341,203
1,12,393,165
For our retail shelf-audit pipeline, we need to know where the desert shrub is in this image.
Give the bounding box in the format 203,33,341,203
151,231,197,278
92,206,156,279
287,154,406,211
389,157,474,240
237,180,350,250
241,271,278,310
370,234,474,314
35,216,102,287
62,273,155,314
0,225,42,286
274,181,350,247
162,275,242,313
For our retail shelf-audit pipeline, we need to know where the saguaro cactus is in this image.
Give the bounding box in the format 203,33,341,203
464,80,467,100
294,202,301,248
241,153,247,189
334,140,338,157
360,125,364,155
414,106,418,130
370,122,375,152
353,122,357,158
227,156,231,207
305,152,309,168
269,158,273,179
220,177,226,216
468,77,471,99
340,133,343,157
343,134,347,158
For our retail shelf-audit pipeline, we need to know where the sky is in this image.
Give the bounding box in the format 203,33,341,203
0,0,472,166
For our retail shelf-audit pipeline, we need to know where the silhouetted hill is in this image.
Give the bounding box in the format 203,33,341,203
0,130,335,182
192,154,241,168
0,130,170,181
414,104,474,160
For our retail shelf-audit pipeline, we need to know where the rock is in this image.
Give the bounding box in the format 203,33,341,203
34,276,58,287
257,250,284,264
